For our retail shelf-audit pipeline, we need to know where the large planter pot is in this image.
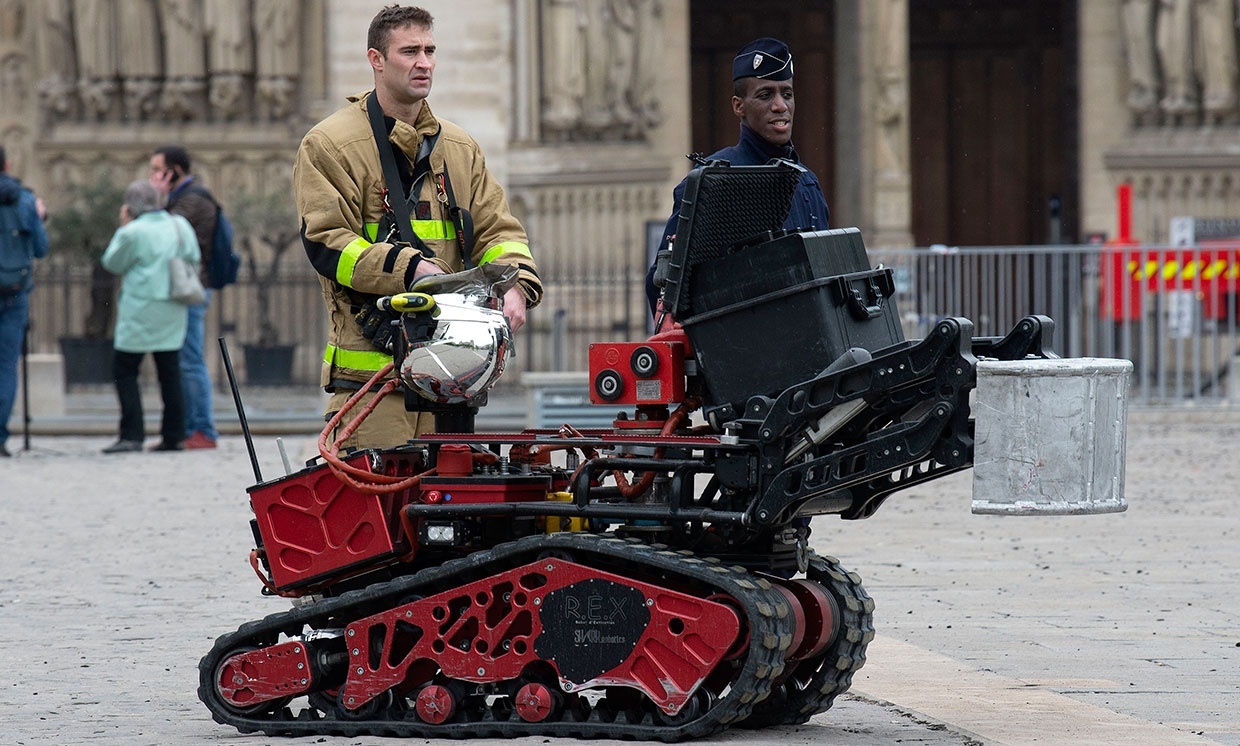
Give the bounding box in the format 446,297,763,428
58,336,114,386
244,343,295,386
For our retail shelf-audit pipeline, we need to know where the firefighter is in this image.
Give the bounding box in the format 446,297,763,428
645,37,831,316
294,4,541,449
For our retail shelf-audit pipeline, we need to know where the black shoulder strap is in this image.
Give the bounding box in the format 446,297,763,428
438,168,474,268
367,91,418,247
406,132,438,211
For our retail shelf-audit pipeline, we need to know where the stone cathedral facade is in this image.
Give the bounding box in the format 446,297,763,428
0,0,1236,278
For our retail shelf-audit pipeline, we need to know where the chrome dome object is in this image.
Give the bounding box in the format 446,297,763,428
397,265,518,405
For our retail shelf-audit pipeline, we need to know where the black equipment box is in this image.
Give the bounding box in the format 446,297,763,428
681,236,905,410
684,267,904,409
660,162,906,410
689,227,872,316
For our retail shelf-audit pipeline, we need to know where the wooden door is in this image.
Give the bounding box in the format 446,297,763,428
688,0,836,207
909,0,1077,247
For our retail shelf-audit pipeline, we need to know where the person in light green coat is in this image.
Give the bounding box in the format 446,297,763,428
99,180,201,454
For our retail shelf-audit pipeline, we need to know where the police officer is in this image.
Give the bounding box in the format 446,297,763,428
645,37,830,316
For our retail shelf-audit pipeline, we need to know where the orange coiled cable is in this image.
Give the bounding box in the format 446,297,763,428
316,363,435,494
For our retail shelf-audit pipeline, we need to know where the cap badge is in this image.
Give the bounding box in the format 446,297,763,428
753,53,763,69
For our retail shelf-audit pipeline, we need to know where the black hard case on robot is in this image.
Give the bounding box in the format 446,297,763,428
662,162,905,410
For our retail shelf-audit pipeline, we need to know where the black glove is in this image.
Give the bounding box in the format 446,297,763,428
354,304,399,354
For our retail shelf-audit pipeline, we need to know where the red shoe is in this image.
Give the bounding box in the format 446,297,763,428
183,431,218,449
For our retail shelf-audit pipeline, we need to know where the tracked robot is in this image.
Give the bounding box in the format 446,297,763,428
200,162,1070,739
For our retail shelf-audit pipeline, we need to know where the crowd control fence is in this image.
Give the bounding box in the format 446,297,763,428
24,242,1240,407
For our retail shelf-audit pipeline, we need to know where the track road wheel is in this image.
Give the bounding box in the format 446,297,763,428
514,681,561,723
741,554,875,727
414,683,457,724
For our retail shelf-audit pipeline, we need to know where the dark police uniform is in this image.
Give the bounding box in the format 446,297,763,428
645,37,830,317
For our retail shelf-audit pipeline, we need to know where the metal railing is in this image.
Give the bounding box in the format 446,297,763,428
868,244,1240,406
26,243,1240,406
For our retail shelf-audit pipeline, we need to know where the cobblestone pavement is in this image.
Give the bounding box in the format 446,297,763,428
824,414,1240,745
1,413,1236,745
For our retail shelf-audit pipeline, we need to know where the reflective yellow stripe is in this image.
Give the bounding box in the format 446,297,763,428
479,242,533,265
412,220,456,241
324,344,392,370
362,220,457,243
338,237,369,286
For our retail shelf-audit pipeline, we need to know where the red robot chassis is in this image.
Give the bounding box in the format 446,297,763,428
199,163,1059,739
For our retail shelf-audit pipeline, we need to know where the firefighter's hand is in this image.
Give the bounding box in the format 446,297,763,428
411,256,448,279
502,285,526,332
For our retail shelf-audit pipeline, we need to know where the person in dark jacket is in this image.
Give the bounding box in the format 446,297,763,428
149,145,219,449
0,145,49,458
645,36,830,317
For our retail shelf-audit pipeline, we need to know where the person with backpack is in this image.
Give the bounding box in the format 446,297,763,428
0,145,50,458
149,145,229,450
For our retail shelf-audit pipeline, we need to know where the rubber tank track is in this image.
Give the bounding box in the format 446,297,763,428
199,532,797,741
742,553,875,727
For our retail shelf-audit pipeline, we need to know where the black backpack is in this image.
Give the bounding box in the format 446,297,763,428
175,184,241,290
0,197,34,295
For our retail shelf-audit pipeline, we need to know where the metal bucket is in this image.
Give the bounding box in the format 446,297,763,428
971,357,1131,516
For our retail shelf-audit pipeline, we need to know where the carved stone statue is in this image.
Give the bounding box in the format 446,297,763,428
579,1,623,135
540,0,585,139
1194,0,1237,123
1120,0,1159,119
540,0,658,142
204,0,253,121
34,0,77,120
874,0,908,179
0,0,23,41
117,0,162,120
253,0,301,121
0,2,28,118
1155,0,1239,125
159,0,206,121
73,0,119,120
630,0,663,133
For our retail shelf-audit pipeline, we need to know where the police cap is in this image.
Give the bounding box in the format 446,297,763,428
732,37,794,81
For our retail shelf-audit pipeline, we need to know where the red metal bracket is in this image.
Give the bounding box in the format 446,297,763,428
340,557,741,716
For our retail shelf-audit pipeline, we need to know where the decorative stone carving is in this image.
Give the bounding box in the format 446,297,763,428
1124,0,1239,126
1158,0,1197,119
538,0,663,142
205,0,253,121
0,0,23,41
118,0,162,120
34,0,76,120
1120,0,1158,119
1194,0,1237,124
73,0,119,121
28,0,314,126
874,0,907,180
158,0,206,121
253,0,301,122
540,0,586,138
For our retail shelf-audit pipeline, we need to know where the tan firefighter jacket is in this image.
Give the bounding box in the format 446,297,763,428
294,92,542,389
